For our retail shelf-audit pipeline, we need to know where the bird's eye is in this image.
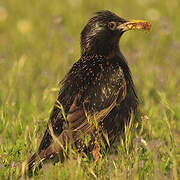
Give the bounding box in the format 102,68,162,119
108,22,117,30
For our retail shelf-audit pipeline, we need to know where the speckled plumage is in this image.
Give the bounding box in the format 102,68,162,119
28,10,140,170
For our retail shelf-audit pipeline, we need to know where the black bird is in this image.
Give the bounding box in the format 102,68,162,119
28,10,151,170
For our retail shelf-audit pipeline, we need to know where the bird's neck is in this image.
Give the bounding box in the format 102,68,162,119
81,36,120,57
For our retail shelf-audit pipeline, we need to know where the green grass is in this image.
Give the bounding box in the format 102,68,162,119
0,0,180,179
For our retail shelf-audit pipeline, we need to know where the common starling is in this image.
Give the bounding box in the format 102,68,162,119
28,10,151,170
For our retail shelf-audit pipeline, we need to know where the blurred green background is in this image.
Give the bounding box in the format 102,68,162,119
0,0,179,179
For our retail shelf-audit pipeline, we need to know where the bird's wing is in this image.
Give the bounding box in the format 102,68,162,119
48,56,127,144
64,60,127,142
40,60,127,151
67,80,126,142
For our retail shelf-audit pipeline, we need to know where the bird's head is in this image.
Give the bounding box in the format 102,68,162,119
81,10,151,56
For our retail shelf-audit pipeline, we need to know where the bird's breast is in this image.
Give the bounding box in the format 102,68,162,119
78,59,125,111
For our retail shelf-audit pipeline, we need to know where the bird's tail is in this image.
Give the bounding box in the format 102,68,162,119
27,146,55,171
27,141,64,172
27,128,69,171
28,153,38,171
27,152,48,172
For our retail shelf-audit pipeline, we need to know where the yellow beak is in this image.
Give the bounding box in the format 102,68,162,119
117,20,151,32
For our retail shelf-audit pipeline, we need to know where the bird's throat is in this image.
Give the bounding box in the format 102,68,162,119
81,36,120,57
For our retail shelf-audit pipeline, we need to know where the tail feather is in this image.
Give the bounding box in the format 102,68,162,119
27,127,69,171
27,142,63,171
28,153,38,171
27,151,52,171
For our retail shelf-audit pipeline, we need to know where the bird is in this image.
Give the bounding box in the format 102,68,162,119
28,10,151,171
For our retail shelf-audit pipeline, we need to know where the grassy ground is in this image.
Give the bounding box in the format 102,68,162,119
0,0,180,179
